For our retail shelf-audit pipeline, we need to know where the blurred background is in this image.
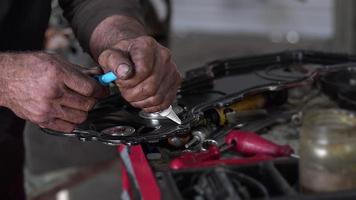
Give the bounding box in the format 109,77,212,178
24,0,356,199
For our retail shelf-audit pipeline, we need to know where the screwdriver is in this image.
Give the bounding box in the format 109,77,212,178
223,130,298,158
96,71,182,124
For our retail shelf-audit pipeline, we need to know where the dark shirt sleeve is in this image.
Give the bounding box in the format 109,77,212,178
59,0,143,53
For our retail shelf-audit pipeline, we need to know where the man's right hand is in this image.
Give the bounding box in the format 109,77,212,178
0,52,108,133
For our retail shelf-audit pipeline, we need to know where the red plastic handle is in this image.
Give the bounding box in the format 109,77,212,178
170,154,272,170
225,130,294,157
169,145,220,170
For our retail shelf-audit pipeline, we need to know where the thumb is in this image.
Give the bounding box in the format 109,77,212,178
98,49,134,80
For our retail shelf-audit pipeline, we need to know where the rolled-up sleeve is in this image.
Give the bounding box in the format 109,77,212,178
59,0,143,52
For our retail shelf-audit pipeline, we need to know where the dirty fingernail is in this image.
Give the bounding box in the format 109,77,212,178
116,64,130,79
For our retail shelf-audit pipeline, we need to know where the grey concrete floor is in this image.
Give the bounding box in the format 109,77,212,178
25,33,330,200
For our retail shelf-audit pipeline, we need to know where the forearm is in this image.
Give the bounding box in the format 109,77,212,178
0,52,42,107
89,15,147,60
0,53,12,106
59,0,143,55
0,53,24,107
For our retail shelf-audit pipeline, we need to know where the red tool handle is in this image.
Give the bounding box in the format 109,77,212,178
169,145,220,170
170,154,272,170
225,130,294,157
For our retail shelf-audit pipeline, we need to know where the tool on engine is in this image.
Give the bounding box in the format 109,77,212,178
205,91,287,126
170,130,297,170
167,134,192,148
169,146,272,170
169,145,221,169
96,72,182,125
184,127,209,148
222,130,296,158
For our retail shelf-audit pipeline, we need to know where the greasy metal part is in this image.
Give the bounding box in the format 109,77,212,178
43,62,352,146
291,112,303,126
189,78,311,121
139,105,184,120
42,120,192,145
167,137,185,148
167,135,191,148
201,139,218,151
183,50,356,86
139,111,163,119
191,62,356,118
184,136,198,149
185,132,203,148
101,126,135,136
40,63,339,146
185,127,209,149
225,109,268,125
42,51,356,145
214,95,267,125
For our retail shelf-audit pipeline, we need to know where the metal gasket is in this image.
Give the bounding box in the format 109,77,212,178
42,105,194,145
41,52,356,145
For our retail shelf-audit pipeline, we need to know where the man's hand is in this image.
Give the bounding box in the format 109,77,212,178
0,53,108,132
90,16,181,113
98,36,181,113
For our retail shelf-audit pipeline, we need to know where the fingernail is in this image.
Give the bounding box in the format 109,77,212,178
116,64,130,79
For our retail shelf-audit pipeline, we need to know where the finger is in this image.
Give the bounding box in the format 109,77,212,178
133,84,177,112
60,88,97,112
142,91,176,113
115,39,156,88
39,118,76,133
130,71,179,109
82,66,103,76
119,52,174,102
63,69,108,98
120,73,162,102
98,49,134,80
54,106,88,124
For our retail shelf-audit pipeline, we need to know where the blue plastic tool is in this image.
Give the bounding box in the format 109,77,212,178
95,71,117,86
95,71,182,124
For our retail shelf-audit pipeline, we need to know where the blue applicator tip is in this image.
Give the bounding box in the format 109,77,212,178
95,72,117,86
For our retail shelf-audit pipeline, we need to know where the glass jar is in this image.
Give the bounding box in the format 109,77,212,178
300,109,356,193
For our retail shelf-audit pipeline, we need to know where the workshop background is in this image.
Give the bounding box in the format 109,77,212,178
24,0,353,200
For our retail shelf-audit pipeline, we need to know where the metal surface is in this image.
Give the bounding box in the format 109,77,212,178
42,50,356,146
138,105,184,120
101,126,136,137
96,71,182,124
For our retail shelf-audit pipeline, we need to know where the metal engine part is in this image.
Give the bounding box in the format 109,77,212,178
41,51,356,146
101,126,136,137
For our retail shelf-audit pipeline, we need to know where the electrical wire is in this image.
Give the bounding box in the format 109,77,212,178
187,167,269,200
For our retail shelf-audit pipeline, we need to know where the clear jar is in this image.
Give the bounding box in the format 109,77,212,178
300,109,356,193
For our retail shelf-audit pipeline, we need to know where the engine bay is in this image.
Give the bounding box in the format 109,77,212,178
43,50,356,199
